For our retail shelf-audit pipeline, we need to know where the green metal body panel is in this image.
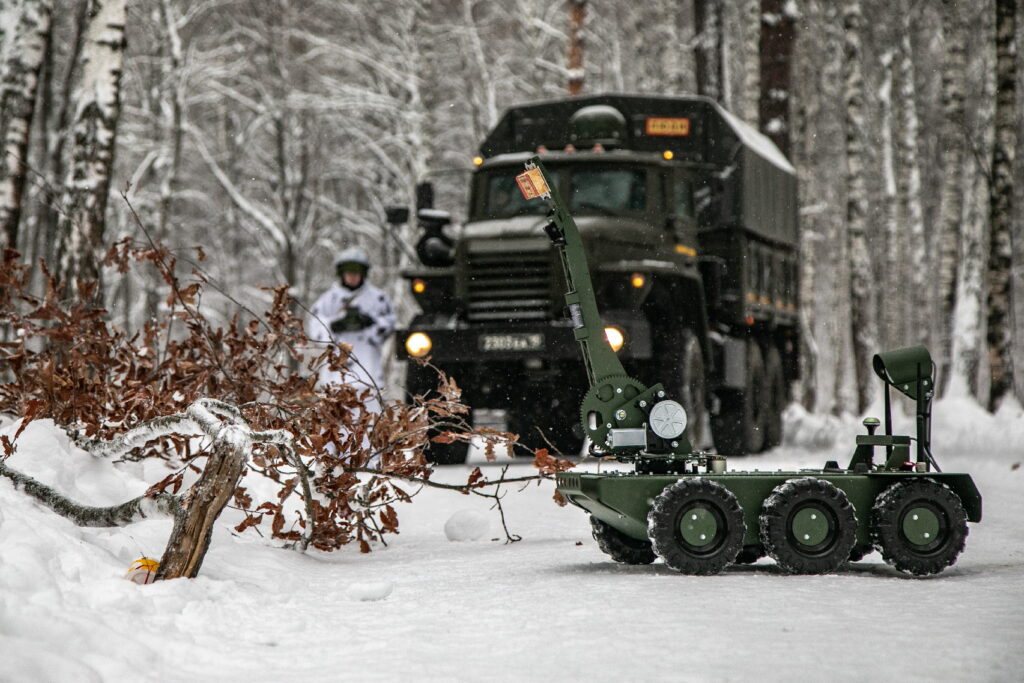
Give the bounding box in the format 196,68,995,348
557,469,983,546
397,95,802,456
479,94,799,246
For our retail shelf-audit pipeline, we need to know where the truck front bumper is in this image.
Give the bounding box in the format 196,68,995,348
396,313,651,363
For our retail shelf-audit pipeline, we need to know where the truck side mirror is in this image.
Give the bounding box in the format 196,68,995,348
415,208,455,267
385,206,410,225
416,182,435,211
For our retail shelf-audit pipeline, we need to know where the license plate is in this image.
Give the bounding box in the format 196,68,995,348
479,333,544,352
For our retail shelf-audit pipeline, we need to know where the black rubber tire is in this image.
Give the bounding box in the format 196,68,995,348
871,478,969,576
677,330,709,450
848,544,873,562
711,339,766,455
656,328,709,450
647,478,745,575
759,477,858,574
424,439,469,465
734,544,766,565
763,345,786,449
590,517,657,565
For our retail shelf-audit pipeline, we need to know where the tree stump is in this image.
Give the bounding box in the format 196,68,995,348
156,438,247,580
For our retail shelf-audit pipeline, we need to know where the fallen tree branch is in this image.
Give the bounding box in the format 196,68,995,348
0,461,182,527
344,464,549,491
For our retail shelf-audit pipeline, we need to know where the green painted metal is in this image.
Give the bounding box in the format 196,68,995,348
679,506,718,548
791,506,830,547
524,157,983,575
558,469,983,549
873,346,933,400
902,506,941,547
527,157,692,457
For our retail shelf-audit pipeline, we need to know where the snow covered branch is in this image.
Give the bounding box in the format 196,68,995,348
0,460,181,527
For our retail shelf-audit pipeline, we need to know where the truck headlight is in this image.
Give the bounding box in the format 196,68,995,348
405,332,433,357
604,326,625,352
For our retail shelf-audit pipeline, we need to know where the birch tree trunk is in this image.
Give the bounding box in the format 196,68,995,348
0,0,53,250
937,0,967,388
694,0,724,102
950,157,991,399
896,10,927,347
567,0,586,96
843,0,877,414
759,0,796,158
55,0,128,292
879,51,900,349
736,0,760,123
986,0,1018,410
35,0,88,270
156,0,183,243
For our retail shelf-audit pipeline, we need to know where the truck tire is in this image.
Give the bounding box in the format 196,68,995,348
405,362,469,464
668,330,709,450
590,517,656,565
711,339,766,455
763,345,786,449
647,478,745,575
425,438,469,465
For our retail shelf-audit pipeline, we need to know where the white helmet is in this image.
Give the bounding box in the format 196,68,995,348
334,246,371,269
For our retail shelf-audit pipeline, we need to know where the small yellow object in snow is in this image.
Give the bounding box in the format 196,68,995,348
125,557,159,584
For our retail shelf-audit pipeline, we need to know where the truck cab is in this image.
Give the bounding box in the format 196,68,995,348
397,95,799,462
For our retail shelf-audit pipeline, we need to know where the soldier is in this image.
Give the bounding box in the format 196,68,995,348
307,246,396,413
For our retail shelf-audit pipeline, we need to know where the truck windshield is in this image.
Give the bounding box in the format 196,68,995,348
483,169,561,218
480,166,648,219
570,169,646,214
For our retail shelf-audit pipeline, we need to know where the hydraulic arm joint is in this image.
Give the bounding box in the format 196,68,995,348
516,158,693,459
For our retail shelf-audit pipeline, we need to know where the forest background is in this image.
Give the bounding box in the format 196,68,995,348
1,0,1021,418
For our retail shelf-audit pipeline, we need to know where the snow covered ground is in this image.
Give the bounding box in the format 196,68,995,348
1,398,1022,682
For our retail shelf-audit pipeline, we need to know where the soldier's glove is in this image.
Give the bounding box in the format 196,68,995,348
329,309,374,334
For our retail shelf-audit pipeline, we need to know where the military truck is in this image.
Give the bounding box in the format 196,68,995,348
395,95,799,462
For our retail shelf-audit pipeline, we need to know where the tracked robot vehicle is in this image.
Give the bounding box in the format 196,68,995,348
514,159,982,576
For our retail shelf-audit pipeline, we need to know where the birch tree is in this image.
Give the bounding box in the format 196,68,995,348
947,3,995,401
29,0,88,272
736,0,760,123
694,0,724,102
895,7,926,347
843,0,877,414
878,50,900,348
55,0,128,291
0,0,53,249
986,0,1018,410
759,0,797,158
936,0,967,387
566,0,585,95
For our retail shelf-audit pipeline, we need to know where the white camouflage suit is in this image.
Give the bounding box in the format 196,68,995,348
306,280,396,414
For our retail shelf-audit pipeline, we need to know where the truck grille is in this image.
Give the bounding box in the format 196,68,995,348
465,239,553,322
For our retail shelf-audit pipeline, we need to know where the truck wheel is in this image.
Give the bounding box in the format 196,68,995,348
674,330,709,450
425,439,469,465
759,477,857,574
590,517,656,565
848,544,873,562
763,345,786,449
734,544,765,565
647,478,745,575
871,479,968,576
711,339,766,454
